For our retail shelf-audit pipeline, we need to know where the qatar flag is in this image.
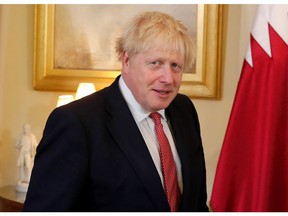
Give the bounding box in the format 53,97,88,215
210,5,288,212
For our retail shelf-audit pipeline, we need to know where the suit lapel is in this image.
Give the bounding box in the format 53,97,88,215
105,77,169,211
165,105,191,171
166,97,204,210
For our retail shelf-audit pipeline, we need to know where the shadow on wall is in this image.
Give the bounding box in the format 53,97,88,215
0,129,18,186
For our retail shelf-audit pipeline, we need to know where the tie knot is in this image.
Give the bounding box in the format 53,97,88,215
150,112,162,124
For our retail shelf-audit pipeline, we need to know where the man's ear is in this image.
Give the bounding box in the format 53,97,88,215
122,51,129,68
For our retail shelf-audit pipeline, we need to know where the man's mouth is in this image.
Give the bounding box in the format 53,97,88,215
159,91,169,95
154,89,171,95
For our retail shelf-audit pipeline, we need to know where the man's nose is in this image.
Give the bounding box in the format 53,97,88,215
160,66,174,83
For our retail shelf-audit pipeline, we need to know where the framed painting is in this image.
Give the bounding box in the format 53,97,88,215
34,4,223,99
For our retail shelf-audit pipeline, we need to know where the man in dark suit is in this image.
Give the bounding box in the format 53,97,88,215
23,11,208,212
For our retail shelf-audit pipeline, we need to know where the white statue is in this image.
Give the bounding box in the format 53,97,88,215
15,123,37,192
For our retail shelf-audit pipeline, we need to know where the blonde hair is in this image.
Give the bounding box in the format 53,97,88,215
115,11,195,72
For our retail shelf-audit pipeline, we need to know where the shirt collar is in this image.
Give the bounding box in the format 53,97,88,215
118,76,166,123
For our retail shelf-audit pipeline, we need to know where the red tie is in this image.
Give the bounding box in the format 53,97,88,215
150,112,180,212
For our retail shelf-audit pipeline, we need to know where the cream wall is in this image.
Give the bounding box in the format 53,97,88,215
0,4,257,203
197,4,257,203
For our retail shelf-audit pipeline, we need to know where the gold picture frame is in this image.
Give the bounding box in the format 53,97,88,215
34,4,223,99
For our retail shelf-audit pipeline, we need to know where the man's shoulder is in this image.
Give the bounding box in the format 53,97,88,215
168,93,197,116
173,93,193,106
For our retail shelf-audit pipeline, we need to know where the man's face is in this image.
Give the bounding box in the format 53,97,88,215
121,48,184,112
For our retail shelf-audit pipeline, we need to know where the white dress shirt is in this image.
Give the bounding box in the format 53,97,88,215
119,76,183,192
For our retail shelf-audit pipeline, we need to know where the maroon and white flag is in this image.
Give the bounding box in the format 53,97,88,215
210,5,288,211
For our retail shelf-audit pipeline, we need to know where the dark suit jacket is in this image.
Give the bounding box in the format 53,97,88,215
23,76,208,212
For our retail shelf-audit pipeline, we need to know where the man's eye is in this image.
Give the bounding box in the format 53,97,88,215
151,61,161,65
171,63,182,70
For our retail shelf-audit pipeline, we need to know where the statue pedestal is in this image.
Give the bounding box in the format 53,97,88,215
15,181,28,193
0,185,25,211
